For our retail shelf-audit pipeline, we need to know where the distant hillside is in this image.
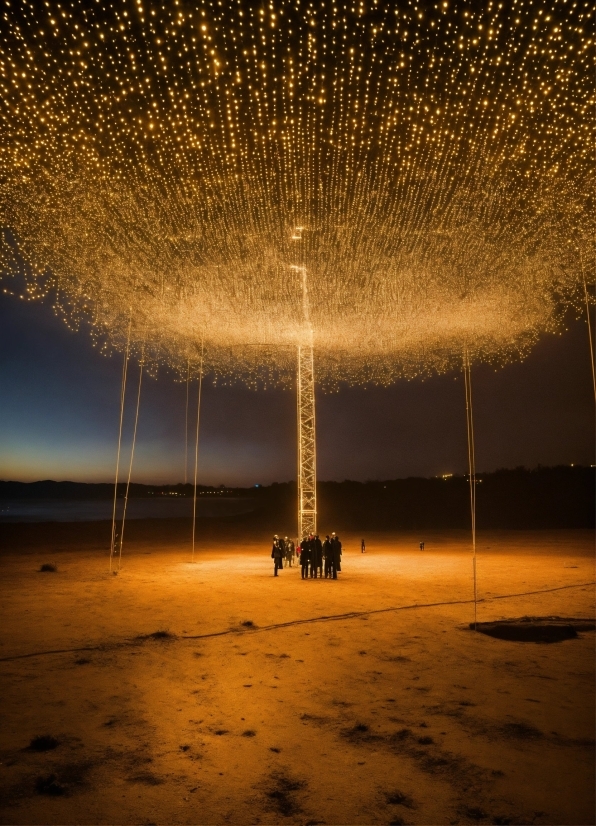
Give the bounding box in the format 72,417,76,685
0,481,251,500
0,466,593,529
316,466,595,530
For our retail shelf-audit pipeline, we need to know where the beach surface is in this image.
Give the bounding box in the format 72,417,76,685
0,525,594,825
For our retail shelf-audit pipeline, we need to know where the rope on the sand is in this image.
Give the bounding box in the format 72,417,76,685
184,358,190,485
191,338,205,563
2,581,593,663
118,343,145,570
463,347,477,629
109,317,132,572
580,252,596,403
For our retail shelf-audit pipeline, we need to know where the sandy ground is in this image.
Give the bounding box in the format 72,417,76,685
0,527,594,825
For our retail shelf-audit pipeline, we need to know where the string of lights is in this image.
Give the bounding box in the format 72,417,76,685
0,0,592,386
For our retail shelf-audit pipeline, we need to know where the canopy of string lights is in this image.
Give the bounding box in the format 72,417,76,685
0,0,592,385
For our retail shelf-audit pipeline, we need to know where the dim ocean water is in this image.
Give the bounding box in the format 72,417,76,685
0,497,255,523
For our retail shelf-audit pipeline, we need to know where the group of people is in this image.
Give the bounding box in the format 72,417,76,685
271,533,342,579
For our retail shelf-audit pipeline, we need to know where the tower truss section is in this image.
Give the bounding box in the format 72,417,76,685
297,344,317,538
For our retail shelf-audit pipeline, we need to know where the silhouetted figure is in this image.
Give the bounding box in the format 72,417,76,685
300,537,311,579
285,537,295,567
278,536,287,567
419,540,425,551
309,534,317,577
331,533,342,579
313,535,323,578
361,538,366,553
323,535,333,578
271,535,283,576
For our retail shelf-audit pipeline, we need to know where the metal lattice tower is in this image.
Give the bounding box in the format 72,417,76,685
297,344,316,538
292,249,317,539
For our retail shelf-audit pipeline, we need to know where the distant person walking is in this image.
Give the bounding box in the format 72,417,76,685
361,538,366,553
331,533,342,579
323,535,333,578
271,535,283,576
419,541,425,551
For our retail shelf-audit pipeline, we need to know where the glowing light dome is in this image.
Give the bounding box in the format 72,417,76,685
0,0,592,384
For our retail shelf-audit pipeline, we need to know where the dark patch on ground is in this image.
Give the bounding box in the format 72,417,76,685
473,616,595,643
242,730,256,737
300,713,329,726
74,657,91,665
463,805,487,820
499,722,543,740
28,735,59,752
39,563,57,572
341,722,367,739
264,773,305,817
35,773,66,795
34,758,96,797
180,744,191,751
390,728,412,742
127,771,164,785
417,736,434,745
214,729,229,736
241,620,255,628
386,790,415,808
137,630,176,641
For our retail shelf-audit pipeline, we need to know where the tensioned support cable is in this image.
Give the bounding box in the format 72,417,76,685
109,317,132,572
580,253,596,404
184,358,190,484
117,344,145,571
463,347,477,629
191,339,205,563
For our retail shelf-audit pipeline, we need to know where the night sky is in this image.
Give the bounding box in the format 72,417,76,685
1,289,593,486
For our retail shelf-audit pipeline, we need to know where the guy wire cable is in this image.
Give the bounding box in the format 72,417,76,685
109,315,132,573
580,251,596,404
185,358,190,485
464,346,478,630
118,339,145,571
192,338,205,563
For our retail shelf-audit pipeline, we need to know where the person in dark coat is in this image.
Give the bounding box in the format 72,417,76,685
278,536,287,567
271,535,283,576
312,535,323,578
331,533,342,579
300,537,311,579
307,535,316,577
323,535,333,578
285,537,294,567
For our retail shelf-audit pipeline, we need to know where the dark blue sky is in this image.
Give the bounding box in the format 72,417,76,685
0,289,593,485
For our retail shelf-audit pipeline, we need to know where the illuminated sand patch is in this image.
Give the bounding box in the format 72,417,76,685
0,528,593,824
